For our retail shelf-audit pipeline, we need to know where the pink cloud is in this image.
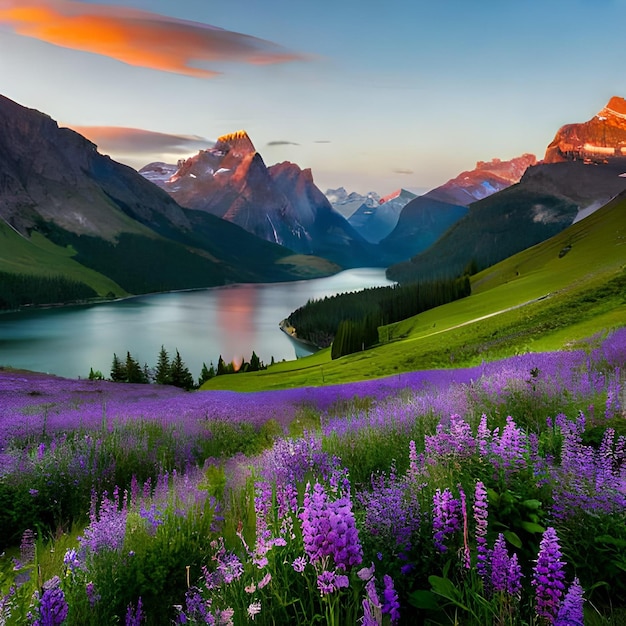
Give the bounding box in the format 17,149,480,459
68,125,211,154
0,0,306,77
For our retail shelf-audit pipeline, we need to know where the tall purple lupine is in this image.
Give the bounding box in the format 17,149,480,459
532,527,567,624
473,481,489,582
381,575,400,624
31,577,68,626
432,488,461,553
300,481,362,570
555,577,585,626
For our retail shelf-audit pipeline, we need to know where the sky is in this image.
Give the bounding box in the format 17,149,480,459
1,0,626,196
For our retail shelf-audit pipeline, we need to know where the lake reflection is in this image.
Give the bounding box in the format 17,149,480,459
0,268,394,379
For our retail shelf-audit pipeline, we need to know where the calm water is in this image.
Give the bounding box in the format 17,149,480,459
0,268,394,380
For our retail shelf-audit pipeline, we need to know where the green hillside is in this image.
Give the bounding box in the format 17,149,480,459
202,193,626,391
0,220,126,297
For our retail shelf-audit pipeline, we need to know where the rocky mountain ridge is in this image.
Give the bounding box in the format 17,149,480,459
545,96,626,163
141,132,379,267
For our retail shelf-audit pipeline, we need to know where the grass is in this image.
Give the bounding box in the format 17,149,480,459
0,222,126,297
202,195,626,392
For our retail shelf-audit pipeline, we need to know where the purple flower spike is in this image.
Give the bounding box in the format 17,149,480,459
532,527,567,624
432,488,460,553
300,481,362,570
381,574,400,624
32,577,68,626
473,481,489,581
555,577,585,626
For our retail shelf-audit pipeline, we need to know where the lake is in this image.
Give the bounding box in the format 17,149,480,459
0,268,394,380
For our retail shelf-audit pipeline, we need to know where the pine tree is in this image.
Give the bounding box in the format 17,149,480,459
198,361,215,387
155,345,171,385
170,349,195,390
110,353,127,382
249,351,261,372
125,351,146,384
217,355,227,376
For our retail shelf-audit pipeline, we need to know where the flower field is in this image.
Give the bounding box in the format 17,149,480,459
1,328,625,624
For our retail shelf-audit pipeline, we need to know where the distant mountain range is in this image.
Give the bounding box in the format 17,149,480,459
378,154,537,261
139,132,379,268
0,94,338,306
347,189,418,244
325,188,381,218
2,92,625,308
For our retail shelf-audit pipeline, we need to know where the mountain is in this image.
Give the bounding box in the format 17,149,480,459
140,132,379,267
347,189,417,244
545,96,626,164
379,154,536,262
0,94,338,307
325,187,381,219
387,156,626,283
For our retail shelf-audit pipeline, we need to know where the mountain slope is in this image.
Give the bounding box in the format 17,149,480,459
379,154,536,262
142,132,380,267
0,94,337,305
386,157,626,283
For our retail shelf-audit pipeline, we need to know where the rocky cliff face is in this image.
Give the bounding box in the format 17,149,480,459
144,131,379,267
0,93,192,239
544,96,626,163
427,153,537,206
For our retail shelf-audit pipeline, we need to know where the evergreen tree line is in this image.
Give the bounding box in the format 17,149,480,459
0,270,97,310
89,346,269,390
287,276,471,357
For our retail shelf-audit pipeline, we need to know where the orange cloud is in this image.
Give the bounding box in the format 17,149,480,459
68,125,211,155
0,0,306,78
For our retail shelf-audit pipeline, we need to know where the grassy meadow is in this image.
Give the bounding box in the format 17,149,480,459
0,196,625,624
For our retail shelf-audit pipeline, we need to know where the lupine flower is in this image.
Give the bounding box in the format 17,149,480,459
362,577,382,626
292,556,307,573
432,488,460,552
459,485,470,569
473,481,489,581
381,575,400,624
532,527,566,624
300,482,362,569
257,573,272,589
63,548,81,574
555,578,584,626
316,570,349,595
85,582,100,608
31,577,68,626
490,534,510,593
247,601,261,620
125,597,144,626
507,553,523,597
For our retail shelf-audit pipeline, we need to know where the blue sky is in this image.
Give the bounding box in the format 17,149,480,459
1,0,625,194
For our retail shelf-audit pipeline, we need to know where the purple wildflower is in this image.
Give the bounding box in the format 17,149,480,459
490,534,510,593
31,577,68,626
125,597,144,626
473,481,489,581
362,578,382,626
85,581,100,608
555,578,585,626
247,601,261,620
316,570,349,595
381,574,400,624
300,481,362,570
432,488,460,553
532,527,567,624
507,553,523,597
292,556,307,573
